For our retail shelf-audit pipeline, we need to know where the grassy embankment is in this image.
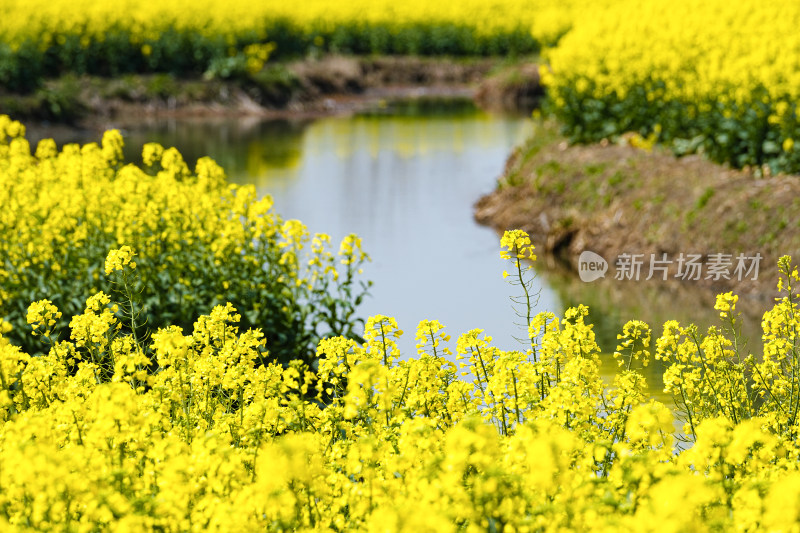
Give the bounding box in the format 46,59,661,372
478,1,800,302
476,120,800,297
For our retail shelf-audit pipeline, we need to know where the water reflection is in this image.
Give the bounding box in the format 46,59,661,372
538,257,768,352
25,116,309,176
121,117,308,174
536,255,771,403
222,100,559,355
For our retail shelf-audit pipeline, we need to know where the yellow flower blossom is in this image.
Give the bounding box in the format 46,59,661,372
104,246,137,275
26,299,62,337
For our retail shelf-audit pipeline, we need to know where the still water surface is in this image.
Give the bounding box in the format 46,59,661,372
110,100,560,358
28,98,770,399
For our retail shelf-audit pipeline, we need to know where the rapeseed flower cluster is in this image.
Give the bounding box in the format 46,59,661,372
25,299,61,338
3,235,800,529
0,115,369,366
104,245,136,275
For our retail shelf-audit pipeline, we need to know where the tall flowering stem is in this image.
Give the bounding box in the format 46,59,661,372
500,229,540,353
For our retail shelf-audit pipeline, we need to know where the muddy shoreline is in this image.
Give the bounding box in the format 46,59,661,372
1,55,542,131
474,121,800,301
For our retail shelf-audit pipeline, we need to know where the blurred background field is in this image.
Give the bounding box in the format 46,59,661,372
4,0,800,174
0,0,540,92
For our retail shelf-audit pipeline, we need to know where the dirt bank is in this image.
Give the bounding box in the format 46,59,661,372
0,55,542,127
474,121,800,299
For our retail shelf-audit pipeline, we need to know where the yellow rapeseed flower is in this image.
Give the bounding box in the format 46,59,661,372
104,246,137,275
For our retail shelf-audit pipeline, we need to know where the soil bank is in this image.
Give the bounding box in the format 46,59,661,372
0,55,542,129
474,121,800,301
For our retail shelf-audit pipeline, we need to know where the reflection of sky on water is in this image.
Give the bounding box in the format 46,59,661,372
228,107,561,356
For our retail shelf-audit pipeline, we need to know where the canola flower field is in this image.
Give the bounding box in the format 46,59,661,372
540,0,800,174
4,0,800,529
4,116,800,530
0,0,539,91
2,0,800,173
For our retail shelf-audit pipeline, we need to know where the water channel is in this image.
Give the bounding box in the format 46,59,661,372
114,99,556,353
26,97,773,400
